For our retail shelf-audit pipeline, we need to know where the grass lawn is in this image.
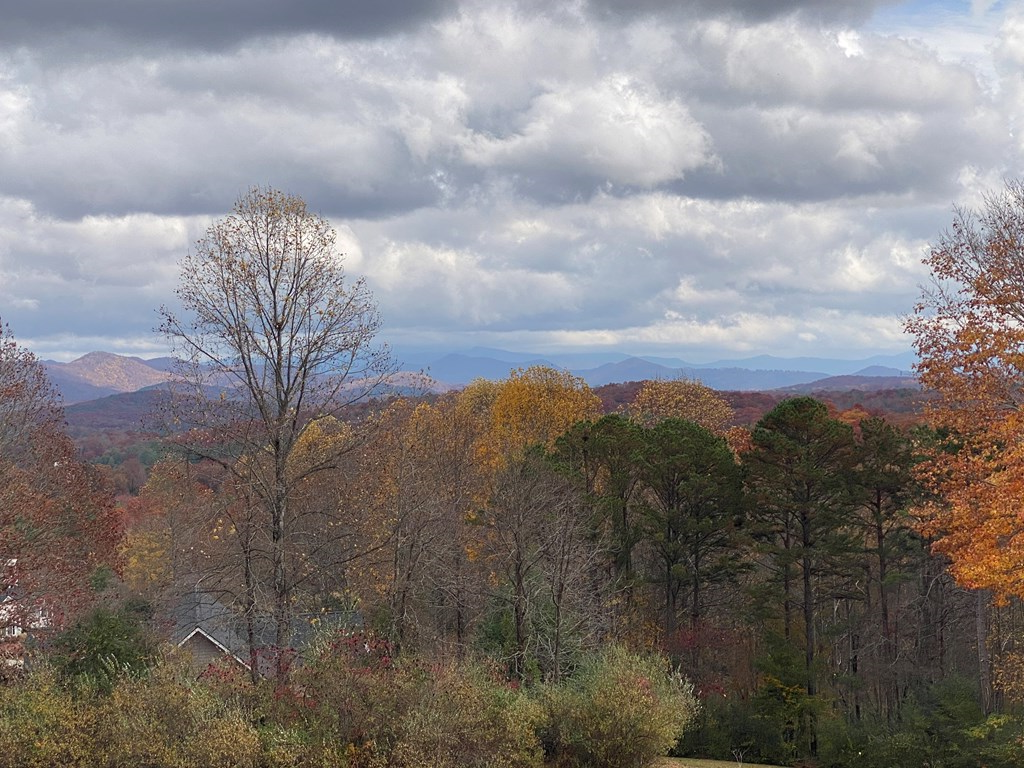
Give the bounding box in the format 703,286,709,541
660,759,788,768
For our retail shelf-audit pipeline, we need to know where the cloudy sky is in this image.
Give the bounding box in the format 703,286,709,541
0,0,1019,363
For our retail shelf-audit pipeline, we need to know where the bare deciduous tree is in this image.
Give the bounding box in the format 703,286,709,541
160,187,395,679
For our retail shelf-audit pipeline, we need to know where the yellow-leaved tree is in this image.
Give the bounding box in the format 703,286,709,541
120,459,218,604
485,365,603,460
626,378,733,433
463,366,602,680
352,396,491,653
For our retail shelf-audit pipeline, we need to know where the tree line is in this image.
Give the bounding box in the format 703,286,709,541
118,358,1009,765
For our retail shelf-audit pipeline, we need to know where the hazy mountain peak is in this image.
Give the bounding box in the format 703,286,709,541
47,351,173,399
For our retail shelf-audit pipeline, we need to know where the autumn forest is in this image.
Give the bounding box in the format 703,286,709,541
4,184,1024,767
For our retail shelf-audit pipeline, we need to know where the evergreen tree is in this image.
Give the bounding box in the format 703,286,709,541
745,397,858,755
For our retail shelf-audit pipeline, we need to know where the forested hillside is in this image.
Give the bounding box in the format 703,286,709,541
103,368,1001,766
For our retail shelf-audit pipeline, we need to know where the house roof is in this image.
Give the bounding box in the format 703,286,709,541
170,589,361,675
177,626,250,669
171,590,252,664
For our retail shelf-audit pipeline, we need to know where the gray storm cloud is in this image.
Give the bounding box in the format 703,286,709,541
0,0,1017,361
0,0,457,48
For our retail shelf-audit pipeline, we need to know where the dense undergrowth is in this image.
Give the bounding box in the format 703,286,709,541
0,636,698,768
675,677,1024,768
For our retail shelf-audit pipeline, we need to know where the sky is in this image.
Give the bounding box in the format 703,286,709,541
0,0,1020,363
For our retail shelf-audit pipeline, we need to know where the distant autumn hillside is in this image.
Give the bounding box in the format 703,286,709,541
59,351,170,390
594,382,929,427
45,352,173,404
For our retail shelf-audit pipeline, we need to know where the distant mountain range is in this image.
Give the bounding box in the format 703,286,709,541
409,347,918,392
44,348,920,406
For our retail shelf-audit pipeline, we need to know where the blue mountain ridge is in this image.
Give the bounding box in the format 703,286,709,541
43,348,920,406
399,349,918,390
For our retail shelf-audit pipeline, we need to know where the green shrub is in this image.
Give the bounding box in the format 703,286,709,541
676,694,788,765
51,603,155,695
0,669,94,767
540,646,699,768
845,677,995,768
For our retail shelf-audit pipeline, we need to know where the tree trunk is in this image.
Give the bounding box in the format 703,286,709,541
664,559,677,642
513,540,528,682
691,548,701,677
272,480,290,682
977,590,992,713
875,500,898,720
783,517,794,642
243,520,260,684
453,550,466,658
802,511,817,757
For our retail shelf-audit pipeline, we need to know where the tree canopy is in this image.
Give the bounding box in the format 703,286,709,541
907,179,1024,599
0,320,121,629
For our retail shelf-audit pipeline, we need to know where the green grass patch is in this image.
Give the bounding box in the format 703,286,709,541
661,758,789,768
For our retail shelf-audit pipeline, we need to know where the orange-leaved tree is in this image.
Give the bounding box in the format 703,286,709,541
906,179,1024,599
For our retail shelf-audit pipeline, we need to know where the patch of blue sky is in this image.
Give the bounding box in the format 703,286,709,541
866,0,1011,89
870,0,1006,26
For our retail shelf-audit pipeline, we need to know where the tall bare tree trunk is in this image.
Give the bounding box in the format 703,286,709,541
978,590,992,713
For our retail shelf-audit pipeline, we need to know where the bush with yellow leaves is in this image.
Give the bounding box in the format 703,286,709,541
0,668,94,768
539,646,699,768
91,659,261,768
